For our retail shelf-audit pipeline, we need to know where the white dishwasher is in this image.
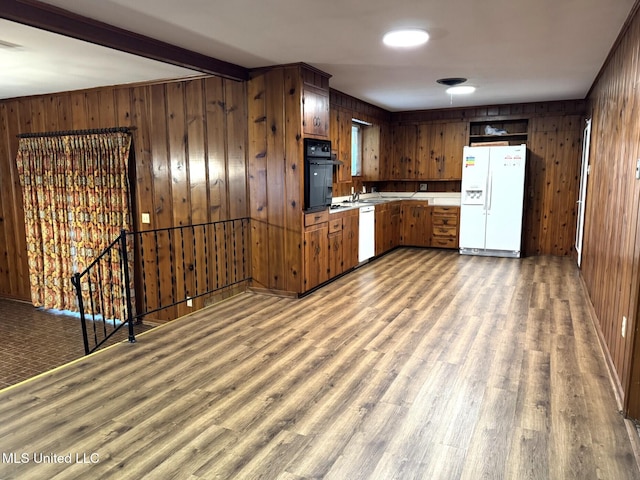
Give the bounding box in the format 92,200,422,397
358,205,375,262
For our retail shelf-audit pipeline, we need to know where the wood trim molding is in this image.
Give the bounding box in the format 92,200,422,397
0,0,249,81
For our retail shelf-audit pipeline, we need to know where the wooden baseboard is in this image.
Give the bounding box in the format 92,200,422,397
578,270,626,410
248,287,298,298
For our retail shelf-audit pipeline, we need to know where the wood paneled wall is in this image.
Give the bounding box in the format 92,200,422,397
583,3,640,417
0,76,248,321
247,66,306,294
525,115,583,256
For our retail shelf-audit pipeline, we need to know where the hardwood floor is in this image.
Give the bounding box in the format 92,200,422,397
0,249,637,479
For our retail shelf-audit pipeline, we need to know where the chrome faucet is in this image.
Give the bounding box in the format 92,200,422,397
351,191,360,202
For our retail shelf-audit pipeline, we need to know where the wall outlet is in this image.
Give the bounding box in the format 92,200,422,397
419,183,428,191
622,315,627,338
141,213,150,224
186,297,193,307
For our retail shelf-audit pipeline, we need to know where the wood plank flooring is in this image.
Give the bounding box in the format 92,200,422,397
0,249,637,479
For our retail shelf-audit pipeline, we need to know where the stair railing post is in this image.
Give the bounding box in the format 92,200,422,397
120,229,136,344
72,272,90,355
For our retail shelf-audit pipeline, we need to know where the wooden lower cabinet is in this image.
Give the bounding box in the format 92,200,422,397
400,201,431,247
302,203,458,293
303,209,359,293
342,210,359,271
375,204,390,255
375,201,402,254
303,211,330,291
328,216,344,277
431,206,460,249
390,203,401,248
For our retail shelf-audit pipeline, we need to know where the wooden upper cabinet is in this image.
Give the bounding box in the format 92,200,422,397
391,124,418,179
361,124,381,181
417,123,442,179
303,84,330,138
330,106,352,183
416,122,468,180
441,122,468,179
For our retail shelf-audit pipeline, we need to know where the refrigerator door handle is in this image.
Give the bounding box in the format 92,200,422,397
487,172,493,212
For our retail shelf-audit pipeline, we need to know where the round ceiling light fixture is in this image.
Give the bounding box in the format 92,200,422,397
446,85,476,95
383,29,429,48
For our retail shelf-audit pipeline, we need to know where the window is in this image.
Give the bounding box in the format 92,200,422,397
351,123,362,176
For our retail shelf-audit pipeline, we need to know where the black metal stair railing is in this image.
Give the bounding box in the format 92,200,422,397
71,218,251,355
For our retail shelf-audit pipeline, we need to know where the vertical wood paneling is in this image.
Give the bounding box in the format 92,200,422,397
204,77,228,222
246,74,269,289
524,115,582,257
70,92,87,128
225,80,248,220
167,82,193,317
0,77,249,321
0,103,16,297
148,84,177,321
54,94,72,130
85,91,102,128
583,4,640,417
264,68,287,291
283,68,303,292
185,80,208,311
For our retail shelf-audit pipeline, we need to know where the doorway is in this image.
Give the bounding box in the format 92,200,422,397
575,118,591,267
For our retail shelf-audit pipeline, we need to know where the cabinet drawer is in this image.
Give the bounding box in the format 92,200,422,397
432,226,457,237
329,218,343,233
432,206,458,215
431,237,457,248
305,210,329,227
432,215,458,227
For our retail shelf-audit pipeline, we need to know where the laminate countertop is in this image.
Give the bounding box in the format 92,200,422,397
329,192,461,213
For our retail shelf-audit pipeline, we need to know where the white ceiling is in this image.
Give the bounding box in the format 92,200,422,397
1,0,636,111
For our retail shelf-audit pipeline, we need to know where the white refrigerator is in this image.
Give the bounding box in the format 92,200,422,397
459,144,526,258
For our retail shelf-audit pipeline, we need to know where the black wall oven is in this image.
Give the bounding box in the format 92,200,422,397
304,138,333,212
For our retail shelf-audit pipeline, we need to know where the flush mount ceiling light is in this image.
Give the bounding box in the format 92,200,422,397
446,85,476,95
383,29,429,48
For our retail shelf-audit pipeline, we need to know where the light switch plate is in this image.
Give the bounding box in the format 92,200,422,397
141,213,150,224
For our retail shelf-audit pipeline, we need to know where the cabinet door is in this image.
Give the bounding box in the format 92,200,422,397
303,224,329,290
417,124,443,179
303,86,330,137
400,203,431,247
375,206,390,256
391,125,418,179
362,124,381,181
337,108,352,181
342,212,359,270
441,122,468,179
328,231,344,277
390,203,402,248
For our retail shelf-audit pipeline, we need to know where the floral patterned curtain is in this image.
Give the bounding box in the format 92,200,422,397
16,132,132,313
